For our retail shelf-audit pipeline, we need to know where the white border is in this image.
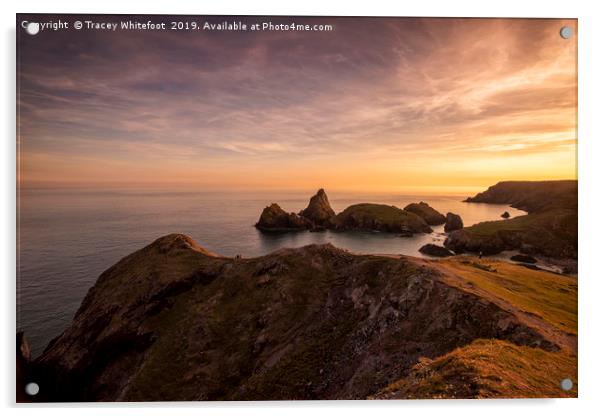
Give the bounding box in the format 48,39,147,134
3,1,602,415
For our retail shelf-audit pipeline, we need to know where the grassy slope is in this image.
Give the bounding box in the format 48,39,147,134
374,255,578,399
454,181,577,259
463,208,576,237
436,256,577,336
373,339,577,399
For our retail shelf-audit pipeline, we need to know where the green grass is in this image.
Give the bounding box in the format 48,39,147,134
463,214,539,237
338,203,415,221
439,257,577,335
462,209,573,237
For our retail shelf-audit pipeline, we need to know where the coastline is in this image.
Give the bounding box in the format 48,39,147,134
19,233,577,401
16,189,525,358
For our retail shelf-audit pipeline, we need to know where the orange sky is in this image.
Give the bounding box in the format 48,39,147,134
18,17,577,193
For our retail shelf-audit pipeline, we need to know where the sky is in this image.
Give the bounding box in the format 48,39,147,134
17,16,577,194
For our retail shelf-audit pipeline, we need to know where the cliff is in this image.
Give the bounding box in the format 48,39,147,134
447,180,577,261
25,234,576,401
464,180,577,213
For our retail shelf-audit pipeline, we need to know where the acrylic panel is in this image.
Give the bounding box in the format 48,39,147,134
16,14,577,402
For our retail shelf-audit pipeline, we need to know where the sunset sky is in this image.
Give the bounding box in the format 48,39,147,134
17,16,577,194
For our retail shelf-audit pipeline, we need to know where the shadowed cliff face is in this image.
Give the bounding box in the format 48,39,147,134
25,234,575,401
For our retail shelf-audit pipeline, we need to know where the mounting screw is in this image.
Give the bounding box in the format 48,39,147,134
25,382,39,396
560,378,573,391
559,26,573,39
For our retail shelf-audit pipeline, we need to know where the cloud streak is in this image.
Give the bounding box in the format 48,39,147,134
17,16,577,191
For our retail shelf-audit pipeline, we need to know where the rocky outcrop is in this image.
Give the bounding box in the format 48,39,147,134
464,180,577,213
404,202,446,225
510,254,537,264
444,229,509,255
501,211,510,219
255,203,311,231
418,244,454,257
299,189,336,227
444,212,463,232
256,190,435,236
25,234,570,401
336,204,432,234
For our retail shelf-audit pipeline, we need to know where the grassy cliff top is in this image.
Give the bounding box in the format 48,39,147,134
436,256,577,338
373,338,577,399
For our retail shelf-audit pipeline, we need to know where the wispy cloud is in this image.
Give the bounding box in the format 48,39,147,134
17,16,577,190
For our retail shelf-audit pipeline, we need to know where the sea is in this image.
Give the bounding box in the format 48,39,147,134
17,189,525,357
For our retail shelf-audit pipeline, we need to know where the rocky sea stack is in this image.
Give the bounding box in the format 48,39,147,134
444,212,463,232
336,204,432,234
255,189,435,235
299,188,337,227
404,202,446,225
256,203,311,231
20,234,576,401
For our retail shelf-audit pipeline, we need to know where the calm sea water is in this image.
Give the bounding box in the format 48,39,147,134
17,189,524,356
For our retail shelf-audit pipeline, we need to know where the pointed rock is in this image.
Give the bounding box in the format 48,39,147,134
299,189,337,227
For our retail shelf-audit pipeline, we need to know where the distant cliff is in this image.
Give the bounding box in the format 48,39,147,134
446,180,577,263
22,234,576,401
464,180,577,213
